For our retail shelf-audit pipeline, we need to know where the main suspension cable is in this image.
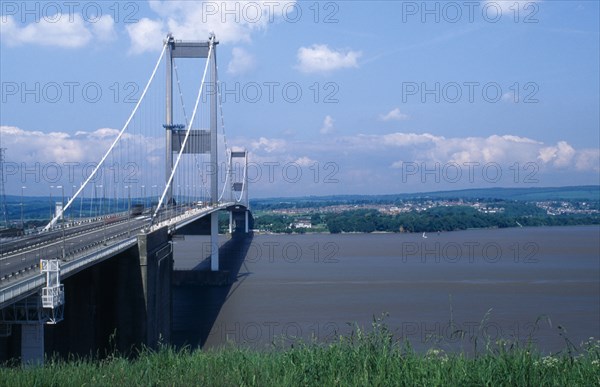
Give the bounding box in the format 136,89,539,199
43,41,168,231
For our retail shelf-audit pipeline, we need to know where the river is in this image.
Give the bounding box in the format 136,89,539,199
171,225,600,354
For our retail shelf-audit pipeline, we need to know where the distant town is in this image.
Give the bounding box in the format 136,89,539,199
250,186,600,234
266,199,599,217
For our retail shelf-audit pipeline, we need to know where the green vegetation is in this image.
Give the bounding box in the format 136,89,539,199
249,186,600,234
254,213,294,233
252,212,328,234
2,320,599,386
324,205,599,234
253,202,599,234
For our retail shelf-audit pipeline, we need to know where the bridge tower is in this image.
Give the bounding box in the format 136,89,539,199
164,34,221,271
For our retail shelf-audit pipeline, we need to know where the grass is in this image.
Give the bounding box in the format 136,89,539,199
1,318,599,386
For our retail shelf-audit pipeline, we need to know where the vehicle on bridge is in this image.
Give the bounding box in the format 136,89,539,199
130,204,145,217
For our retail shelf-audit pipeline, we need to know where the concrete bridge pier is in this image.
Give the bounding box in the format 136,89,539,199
0,226,174,362
136,226,173,348
21,323,44,365
210,212,219,271
46,226,174,355
45,224,173,355
228,211,249,234
228,207,253,235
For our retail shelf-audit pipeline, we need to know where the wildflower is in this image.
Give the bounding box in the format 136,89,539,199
540,356,559,368
426,348,448,363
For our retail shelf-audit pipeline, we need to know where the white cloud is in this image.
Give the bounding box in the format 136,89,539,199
482,0,543,17
0,125,170,196
575,149,600,172
502,91,516,103
5,123,596,198
340,132,438,150
128,1,296,54
227,47,256,75
333,131,594,172
0,15,96,48
250,137,286,153
320,115,335,134
296,44,362,74
126,18,166,55
295,156,316,167
0,125,163,165
239,130,597,177
538,141,576,167
380,108,409,122
90,15,117,43
0,125,112,164
75,128,121,140
235,130,598,196
382,132,438,146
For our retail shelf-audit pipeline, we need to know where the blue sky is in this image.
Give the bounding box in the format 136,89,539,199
1,1,599,197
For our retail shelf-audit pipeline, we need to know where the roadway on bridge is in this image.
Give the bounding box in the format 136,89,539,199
0,203,232,287
1,215,149,282
1,215,131,256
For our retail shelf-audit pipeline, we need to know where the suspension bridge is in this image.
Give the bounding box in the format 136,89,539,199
0,34,252,364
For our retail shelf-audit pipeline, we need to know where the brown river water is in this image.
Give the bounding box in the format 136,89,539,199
171,225,600,354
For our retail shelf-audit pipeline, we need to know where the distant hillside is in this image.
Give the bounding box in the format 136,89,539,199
398,186,600,201
251,185,600,208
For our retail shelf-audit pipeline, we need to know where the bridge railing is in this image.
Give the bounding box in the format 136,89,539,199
0,237,138,309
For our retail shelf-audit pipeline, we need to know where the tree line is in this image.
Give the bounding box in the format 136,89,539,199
324,207,599,234
253,204,599,234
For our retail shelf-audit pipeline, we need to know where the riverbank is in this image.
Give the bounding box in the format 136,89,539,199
2,324,599,386
251,222,598,235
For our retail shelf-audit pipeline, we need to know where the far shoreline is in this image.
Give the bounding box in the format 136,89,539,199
249,223,600,236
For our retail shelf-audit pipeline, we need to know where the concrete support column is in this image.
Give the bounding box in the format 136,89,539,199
228,211,233,234
245,211,249,233
137,226,173,348
210,212,219,271
21,323,44,365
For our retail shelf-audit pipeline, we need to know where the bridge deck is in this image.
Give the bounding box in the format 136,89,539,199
0,202,236,309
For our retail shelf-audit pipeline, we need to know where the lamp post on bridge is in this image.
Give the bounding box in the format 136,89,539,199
90,183,96,218
94,184,103,218
101,184,106,218
55,185,65,260
140,185,146,209
20,186,26,231
125,185,131,237
177,185,181,217
49,185,54,222
71,185,79,224
95,184,108,245
78,183,85,219
71,185,76,224
152,185,158,212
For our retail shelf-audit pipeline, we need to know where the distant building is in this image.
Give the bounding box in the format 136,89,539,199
293,217,312,229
